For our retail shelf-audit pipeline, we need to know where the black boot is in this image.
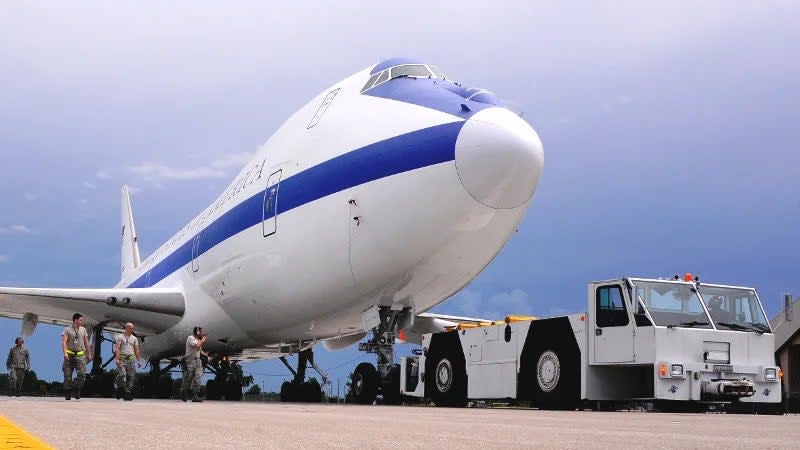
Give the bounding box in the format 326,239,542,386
65,390,71,400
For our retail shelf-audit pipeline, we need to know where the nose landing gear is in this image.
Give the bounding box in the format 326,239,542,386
350,306,411,405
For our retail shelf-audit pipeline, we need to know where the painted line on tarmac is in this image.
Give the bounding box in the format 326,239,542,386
0,414,53,449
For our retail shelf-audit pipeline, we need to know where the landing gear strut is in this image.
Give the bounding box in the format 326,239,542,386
90,325,115,376
82,324,116,397
279,348,329,402
145,358,180,399
352,306,411,405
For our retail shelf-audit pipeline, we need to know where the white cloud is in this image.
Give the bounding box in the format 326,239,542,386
129,163,227,187
0,225,33,234
96,169,112,179
602,95,634,114
23,192,37,201
210,152,253,169
0,254,8,263
126,153,251,187
451,288,533,320
82,181,96,189
453,289,483,317
127,185,142,195
79,199,89,205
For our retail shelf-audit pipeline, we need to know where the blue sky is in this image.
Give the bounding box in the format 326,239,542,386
1,1,798,391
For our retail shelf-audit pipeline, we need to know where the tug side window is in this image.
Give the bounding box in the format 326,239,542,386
596,285,629,327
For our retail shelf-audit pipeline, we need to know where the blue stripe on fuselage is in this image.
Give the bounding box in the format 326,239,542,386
364,78,496,119
127,121,466,288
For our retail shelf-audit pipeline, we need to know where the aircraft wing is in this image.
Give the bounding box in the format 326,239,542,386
0,286,185,336
398,312,501,344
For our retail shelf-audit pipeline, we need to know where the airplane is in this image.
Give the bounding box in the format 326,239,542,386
0,57,544,404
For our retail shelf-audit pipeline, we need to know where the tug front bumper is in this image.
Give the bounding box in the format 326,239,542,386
654,362,780,403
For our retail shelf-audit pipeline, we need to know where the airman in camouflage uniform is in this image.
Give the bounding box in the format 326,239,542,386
180,327,208,402
6,337,30,396
61,313,92,400
114,322,141,401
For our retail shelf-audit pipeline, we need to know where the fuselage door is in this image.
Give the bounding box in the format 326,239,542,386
263,169,283,237
191,233,202,273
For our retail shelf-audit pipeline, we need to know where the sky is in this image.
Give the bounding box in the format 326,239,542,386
1,1,798,392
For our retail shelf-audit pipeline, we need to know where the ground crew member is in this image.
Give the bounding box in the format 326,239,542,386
179,327,207,402
114,322,141,401
61,313,92,400
6,337,30,397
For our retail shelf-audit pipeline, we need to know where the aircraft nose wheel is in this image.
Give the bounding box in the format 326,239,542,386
354,305,414,405
379,364,401,405
350,362,379,404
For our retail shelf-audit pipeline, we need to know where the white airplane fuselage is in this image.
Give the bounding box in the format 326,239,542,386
120,58,544,361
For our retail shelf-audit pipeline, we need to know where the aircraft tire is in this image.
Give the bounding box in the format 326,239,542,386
206,379,223,400
225,380,243,401
380,364,401,405
280,381,300,402
351,362,379,404
301,379,323,402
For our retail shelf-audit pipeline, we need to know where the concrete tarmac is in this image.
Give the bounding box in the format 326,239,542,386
1,397,799,449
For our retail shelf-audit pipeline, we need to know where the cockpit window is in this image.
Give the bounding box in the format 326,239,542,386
362,63,451,93
363,73,380,91
361,70,390,93
429,66,450,80
390,64,432,79
374,70,389,86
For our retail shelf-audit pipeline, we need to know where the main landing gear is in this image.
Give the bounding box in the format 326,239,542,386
146,358,181,399
279,348,329,402
82,324,118,397
350,306,411,405
205,357,245,401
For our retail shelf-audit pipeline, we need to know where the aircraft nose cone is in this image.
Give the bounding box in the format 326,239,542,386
455,107,544,209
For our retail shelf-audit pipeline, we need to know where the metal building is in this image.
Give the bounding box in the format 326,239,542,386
771,294,800,412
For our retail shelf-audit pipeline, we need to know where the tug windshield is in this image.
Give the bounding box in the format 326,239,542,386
696,285,771,333
630,280,713,329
